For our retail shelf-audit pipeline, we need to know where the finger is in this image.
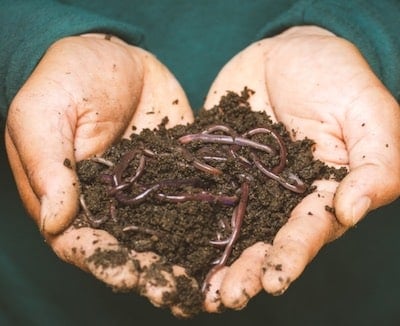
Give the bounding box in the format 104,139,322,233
169,266,202,318
336,87,400,226
130,251,201,318
202,266,228,313
49,227,139,290
51,227,199,317
262,181,347,295
203,41,274,116
126,47,194,135
219,242,270,310
6,93,79,235
130,251,178,307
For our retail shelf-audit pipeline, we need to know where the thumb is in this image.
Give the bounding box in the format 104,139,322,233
335,89,400,226
6,90,79,235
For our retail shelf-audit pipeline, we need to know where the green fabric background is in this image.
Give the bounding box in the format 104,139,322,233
1,1,400,325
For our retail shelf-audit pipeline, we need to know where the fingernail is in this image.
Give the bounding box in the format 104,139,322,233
351,196,371,225
40,195,65,234
40,196,55,234
39,196,49,233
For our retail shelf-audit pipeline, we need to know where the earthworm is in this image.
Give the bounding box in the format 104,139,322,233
122,224,164,237
176,146,222,175
156,191,238,206
90,156,115,167
201,181,250,293
202,124,238,137
112,148,155,187
250,152,306,193
242,127,287,174
113,149,143,186
179,133,275,154
114,184,160,206
79,194,109,227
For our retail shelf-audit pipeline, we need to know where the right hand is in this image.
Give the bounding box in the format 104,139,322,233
202,26,400,311
5,34,196,316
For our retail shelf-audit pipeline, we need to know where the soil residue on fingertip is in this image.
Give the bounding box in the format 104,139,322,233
74,88,347,316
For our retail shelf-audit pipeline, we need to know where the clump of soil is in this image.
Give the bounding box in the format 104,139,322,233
74,89,346,316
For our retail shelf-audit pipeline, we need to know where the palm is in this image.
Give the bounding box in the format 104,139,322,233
203,26,400,311
6,34,193,231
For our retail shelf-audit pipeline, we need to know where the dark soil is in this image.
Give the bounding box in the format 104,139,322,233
74,89,346,316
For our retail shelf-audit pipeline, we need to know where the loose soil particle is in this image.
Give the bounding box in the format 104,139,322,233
74,89,347,315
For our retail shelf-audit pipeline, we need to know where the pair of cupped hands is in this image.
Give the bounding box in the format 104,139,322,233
5,25,400,316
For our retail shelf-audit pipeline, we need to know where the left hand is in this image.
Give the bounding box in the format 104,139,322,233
202,26,400,311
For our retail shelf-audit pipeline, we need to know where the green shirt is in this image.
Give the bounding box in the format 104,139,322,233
1,0,400,113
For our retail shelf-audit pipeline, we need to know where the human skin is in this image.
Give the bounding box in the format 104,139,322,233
202,26,400,311
5,34,196,316
4,26,400,315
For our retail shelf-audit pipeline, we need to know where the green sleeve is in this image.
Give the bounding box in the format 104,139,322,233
0,0,144,115
257,0,400,102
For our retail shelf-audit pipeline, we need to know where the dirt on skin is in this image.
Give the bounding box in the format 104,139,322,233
74,89,347,316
